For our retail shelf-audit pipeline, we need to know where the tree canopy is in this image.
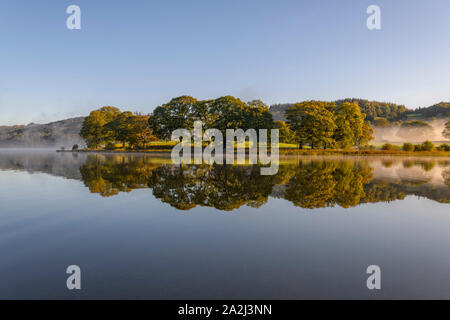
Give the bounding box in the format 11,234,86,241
285,101,372,149
80,107,156,149
80,106,121,148
148,95,274,140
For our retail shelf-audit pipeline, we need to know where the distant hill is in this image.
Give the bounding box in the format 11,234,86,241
405,102,450,120
335,99,407,122
269,99,449,123
0,117,86,148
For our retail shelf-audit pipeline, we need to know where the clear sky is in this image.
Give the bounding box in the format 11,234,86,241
1,0,450,125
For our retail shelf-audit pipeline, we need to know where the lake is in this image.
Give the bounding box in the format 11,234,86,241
0,150,449,299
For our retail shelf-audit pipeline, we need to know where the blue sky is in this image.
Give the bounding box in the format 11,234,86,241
1,0,450,125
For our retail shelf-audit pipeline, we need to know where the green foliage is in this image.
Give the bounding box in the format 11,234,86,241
80,106,121,148
421,140,435,151
286,101,337,149
149,96,199,140
408,102,450,119
126,115,157,148
274,120,297,143
402,143,414,151
285,101,372,149
270,99,450,125
335,99,407,122
373,117,390,127
412,141,435,152
72,144,79,151
358,123,375,147
149,95,274,140
437,143,450,151
382,143,395,151
270,99,407,123
80,107,156,149
104,111,134,147
333,102,367,148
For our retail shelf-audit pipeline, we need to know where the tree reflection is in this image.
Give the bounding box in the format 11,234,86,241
75,154,450,210
284,160,373,208
80,154,158,197
148,164,280,210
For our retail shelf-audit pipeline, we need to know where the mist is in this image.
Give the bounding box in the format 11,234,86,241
374,118,449,143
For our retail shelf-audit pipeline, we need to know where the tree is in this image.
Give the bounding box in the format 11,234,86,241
104,111,134,147
274,120,297,143
402,143,414,151
335,99,407,122
149,96,198,140
245,100,274,136
126,115,157,149
443,121,450,140
191,99,217,130
209,96,249,133
357,123,375,147
80,106,121,148
373,117,390,127
285,101,336,149
382,143,395,151
333,102,367,148
421,140,435,151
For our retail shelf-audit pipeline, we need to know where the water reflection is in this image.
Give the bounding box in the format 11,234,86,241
0,151,449,210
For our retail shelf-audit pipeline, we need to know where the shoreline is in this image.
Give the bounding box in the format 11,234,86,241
57,149,450,157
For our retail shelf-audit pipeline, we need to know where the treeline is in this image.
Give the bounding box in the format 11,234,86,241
80,107,156,149
80,96,376,150
148,96,273,140
335,99,407,122
271,99,408,123
382,141,450,152
149,97,375,149
270,99,450,124
150,97,374,149
407,102,450,119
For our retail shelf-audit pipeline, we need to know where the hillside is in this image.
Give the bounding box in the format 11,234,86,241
269,99,449,123
0,117,86,148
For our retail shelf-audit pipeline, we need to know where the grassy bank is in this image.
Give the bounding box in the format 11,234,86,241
61,145,450,157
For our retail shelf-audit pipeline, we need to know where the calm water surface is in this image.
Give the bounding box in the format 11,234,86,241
0,150,449,299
